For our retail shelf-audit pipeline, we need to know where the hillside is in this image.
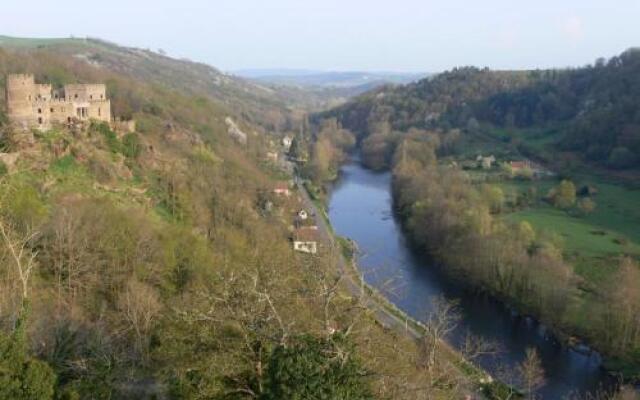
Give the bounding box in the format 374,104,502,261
0,35,308,132
314,49,640,381
0,37,489,399
320,49,640,172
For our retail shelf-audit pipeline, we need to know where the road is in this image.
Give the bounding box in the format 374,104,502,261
295,179,489,396
295,179,425,340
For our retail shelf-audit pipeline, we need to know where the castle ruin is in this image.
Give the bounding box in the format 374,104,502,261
5,74,111,130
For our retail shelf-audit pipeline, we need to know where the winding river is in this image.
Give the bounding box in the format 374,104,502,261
327,161,612,399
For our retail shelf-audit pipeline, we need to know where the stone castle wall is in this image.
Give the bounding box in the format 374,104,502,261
5,74,112,130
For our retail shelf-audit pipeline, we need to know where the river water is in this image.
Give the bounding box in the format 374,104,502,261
327,161,612,399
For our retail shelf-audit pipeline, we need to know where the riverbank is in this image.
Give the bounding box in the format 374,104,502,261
390,154,640,386
295,177,509,397
325,159,618,398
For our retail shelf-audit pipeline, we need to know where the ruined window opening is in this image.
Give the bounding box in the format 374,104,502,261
38,117,43,124
67,117,71,123
37,108,42,114
74,94,78,99
100,94,104,99
90,95,93,100
98,108,101,117
50,108,54,113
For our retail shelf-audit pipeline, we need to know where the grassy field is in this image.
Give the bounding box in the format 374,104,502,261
499,175,640,285
0,35,84,48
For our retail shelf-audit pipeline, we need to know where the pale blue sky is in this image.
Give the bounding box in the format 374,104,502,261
2,0,639,72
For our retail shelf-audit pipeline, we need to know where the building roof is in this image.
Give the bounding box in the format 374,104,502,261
294,226,319,242
510,161,530,170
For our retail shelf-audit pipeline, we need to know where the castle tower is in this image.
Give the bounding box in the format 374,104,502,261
5,74,36,126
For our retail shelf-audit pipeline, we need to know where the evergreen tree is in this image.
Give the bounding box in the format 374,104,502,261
0,307,57,400
261,334,373,400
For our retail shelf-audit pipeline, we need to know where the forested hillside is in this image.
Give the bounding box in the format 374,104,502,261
315,48,640,384
321,48,640,170
0,37,493,399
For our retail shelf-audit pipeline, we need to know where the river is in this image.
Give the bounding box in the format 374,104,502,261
327,161,613,399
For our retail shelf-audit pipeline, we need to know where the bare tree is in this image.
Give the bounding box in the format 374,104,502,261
421,296,461,371
460,330,501,363
0,217,39,302
119,279,162,360
518,347,545,399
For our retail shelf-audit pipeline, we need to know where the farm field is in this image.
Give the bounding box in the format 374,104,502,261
499,176,640,285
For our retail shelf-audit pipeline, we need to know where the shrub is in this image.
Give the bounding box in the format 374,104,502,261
261,335,373,400
0,311,57,400
121,133,141,159
91,122,121,154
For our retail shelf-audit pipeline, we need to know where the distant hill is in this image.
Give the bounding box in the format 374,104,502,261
234,69,427,88
233,69,427,111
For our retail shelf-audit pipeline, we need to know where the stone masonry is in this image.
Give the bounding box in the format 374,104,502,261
5,74,111,130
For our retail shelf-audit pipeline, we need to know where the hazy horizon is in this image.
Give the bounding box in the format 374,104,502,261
2,0,639,73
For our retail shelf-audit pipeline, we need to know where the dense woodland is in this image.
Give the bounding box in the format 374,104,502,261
320,48,640,170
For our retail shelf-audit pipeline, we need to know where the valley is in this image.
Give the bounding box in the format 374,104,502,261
0,30,638,400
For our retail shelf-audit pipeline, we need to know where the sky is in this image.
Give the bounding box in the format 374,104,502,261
2,0,639,73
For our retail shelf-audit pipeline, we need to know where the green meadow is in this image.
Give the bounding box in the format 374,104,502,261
500,176,640,285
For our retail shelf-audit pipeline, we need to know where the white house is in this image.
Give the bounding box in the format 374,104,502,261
297,209,308,220
293,226,319,254
476,154,496,169
282,136,293,151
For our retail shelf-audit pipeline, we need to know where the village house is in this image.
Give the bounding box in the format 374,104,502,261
5,74,112,130
293,226,319,254
282,136,293,151
476,154,496,169
509,160,532,171
297,209,308,220
273,181,291,196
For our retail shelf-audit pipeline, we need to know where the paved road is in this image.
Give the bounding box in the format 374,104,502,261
295,180,424,339
295,179,487,397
